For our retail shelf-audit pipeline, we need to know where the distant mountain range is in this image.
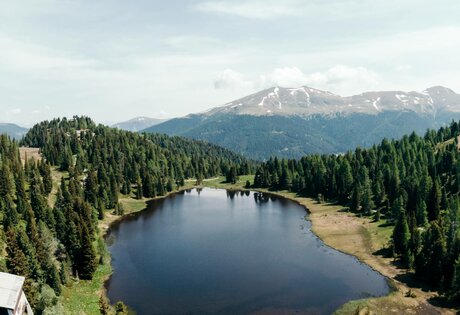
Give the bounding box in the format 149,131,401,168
144,86,460,160
201,85,460,117
112,116,167,132
0,123,28,139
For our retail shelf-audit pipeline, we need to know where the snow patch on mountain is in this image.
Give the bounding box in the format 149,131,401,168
373,97,381,111
201,86,460,118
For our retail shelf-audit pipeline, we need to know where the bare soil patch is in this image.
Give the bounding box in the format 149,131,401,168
19,147,41,164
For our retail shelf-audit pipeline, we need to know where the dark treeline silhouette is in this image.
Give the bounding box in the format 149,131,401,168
253,121,460,300
0,116,254,314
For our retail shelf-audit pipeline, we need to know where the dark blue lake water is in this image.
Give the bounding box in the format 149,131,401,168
106,188,389,315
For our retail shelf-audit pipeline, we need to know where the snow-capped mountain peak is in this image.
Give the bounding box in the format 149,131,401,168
203,86,460,117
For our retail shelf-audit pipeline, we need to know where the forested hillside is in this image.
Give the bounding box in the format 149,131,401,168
252,120,460,299
145,86,460,160
147,112,460,160
0,116,253,314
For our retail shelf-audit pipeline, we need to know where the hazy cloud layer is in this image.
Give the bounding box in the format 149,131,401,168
194,1,303,19
215,65,379,95
1,1,460,125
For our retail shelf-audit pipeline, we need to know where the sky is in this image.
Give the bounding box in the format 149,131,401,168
1,0,460,126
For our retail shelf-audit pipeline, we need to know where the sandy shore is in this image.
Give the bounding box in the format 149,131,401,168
256,190,456,315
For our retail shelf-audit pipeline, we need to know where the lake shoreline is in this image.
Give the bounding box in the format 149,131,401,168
104,183,391,314
202,176,456,314
99,185,197,311
61,184,197,314
244,189,455,314
99,176,455,315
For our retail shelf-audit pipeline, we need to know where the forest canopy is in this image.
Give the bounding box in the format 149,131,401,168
0,116,254,314
252,120,460,300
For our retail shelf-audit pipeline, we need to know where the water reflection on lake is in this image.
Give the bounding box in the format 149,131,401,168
106,188,388,315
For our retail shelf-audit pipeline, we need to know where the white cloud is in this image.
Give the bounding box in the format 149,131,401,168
259,67,308,88
7,108,22,115
193,0,434,20
356,26,460,60
162,35,220,48
282,27,460,67
1,1,460,125
214,65,379,95
307,65,378,86
257,65,379,94
194,0,303,19
214,69,252,89
0,36,96,71
394,65,412,72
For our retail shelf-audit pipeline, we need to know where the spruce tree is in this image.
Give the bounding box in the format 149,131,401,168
350,184,361,213
361,168,375,215
428,178,442,221
76,223,97,280
40,161,53,195
84,170,98,206
416,198,428,227
0,163,14,198
136,177,143,200
416,221,447,285
393,208,411,267
1,196,18,230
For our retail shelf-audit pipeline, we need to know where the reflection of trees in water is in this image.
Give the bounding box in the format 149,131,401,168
226,190,251,199
253,192,270,204
196,188,203,195
227,190,237,199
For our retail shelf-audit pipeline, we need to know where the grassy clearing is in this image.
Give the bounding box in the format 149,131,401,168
118,197,148,214
435,135,460,151
48,166,65,207
265,191,453,314
61,261,112,315
201,175,254,190
100,182,197,232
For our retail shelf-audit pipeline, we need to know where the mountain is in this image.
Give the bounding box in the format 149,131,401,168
144,86,460,160
112,116,167,132
0,123,28,139
201,86,460,117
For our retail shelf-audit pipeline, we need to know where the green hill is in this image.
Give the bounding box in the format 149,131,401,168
145,111,460,160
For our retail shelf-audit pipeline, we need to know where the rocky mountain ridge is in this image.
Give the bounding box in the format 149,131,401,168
203,86,460,117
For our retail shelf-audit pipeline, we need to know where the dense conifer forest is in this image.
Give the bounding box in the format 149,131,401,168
0,116,254,314
5,115,460,312
252,120,460,300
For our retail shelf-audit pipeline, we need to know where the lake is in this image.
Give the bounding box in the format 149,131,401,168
106,188,389,314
